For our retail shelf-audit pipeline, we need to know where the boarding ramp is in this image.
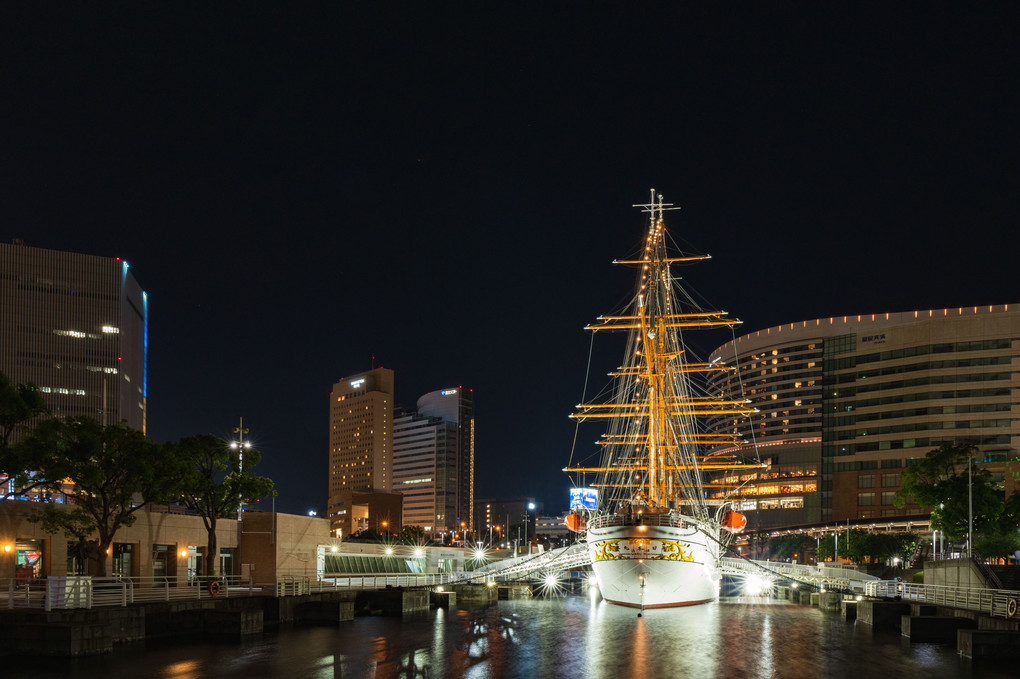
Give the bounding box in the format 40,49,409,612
721,557,881,591
466,544,590,582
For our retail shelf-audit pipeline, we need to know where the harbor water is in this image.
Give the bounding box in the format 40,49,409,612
19,595,1015,678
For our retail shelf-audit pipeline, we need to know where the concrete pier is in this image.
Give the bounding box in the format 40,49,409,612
958,629,1020,659
452,584,497,606
840,601,857,621
430,591,456,608
498,585,533,600
856,601,911,630
818,592,842,611
355,588,430,616
901,615,976,643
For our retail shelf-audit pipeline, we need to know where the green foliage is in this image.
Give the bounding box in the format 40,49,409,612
895,442,1003,541
30,504,97,575
0,373,47,497
400,525,429,544
0,373,46,440
768,534,813,560
169,434,274,576
20,418,180,576
974,531,1020,559
347,528,387,543
816,530,916,565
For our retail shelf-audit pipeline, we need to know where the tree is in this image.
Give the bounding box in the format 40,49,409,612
169,434,274,577
23,418,181,576
400,525,429,544
768,534,813,561
895,442,1002,541
0,372,47,498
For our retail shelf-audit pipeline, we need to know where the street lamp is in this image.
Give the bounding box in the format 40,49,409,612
525,502,536,555
231,418,252,520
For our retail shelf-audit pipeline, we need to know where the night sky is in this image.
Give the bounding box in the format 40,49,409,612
3,6,1017,516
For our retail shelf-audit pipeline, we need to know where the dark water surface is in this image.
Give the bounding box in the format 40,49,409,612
19,596,1014,678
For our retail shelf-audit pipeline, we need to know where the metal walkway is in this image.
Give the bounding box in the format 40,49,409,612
468,545,880,592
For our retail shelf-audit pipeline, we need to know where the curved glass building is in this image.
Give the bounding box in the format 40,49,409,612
706,304,1020,528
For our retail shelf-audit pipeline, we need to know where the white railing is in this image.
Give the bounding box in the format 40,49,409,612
718,558,880,591
2,574,268,611
864,580,1020,620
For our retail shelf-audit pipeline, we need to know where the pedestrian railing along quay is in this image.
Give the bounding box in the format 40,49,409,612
3,575,267,612
720,557,880,591
865,580,1020,620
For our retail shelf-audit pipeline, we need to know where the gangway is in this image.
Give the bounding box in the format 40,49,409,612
462,546,879,593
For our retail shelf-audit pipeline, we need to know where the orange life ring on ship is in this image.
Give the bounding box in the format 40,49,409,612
208,580,221,596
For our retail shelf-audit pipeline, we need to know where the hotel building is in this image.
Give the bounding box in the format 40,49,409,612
327,367,395,535
706,305,1020,529
0,241,148,435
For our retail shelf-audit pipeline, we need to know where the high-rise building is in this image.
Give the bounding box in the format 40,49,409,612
417,388,475,534
327,367,394,534
706,305,1020,528
0,241,148,435
392,409,458,532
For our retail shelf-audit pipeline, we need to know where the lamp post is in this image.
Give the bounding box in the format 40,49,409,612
230,418,252,520
525,502,536,555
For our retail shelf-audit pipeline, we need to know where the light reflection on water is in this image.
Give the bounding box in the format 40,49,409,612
19,596,1016,678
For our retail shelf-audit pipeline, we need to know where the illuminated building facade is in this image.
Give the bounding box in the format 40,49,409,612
416,388,475,535
392,409,458,533
707,305,1020,528
327,367,394,534
0,241,148,437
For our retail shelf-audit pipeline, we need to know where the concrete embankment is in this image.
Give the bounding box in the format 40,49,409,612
0,586,459,657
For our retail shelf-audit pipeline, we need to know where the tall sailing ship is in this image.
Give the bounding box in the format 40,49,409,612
564,190,762,609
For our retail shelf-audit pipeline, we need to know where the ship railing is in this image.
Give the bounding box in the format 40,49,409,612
588,513,688,530
864,580,1020,620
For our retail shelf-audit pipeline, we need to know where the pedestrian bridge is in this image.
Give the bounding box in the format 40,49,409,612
467,544,880,592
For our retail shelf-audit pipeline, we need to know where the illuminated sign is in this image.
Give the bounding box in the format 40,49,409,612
861,334,887,344
350,378,365,388
569,487,599,510
441,389,458,396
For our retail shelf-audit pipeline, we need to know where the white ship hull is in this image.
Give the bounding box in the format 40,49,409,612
587,517,720,608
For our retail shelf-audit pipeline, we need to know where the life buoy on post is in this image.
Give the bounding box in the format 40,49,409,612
208,580,221,597
1008,598,1018,618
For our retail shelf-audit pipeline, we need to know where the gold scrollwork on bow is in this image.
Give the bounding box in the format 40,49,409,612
591,539,696,562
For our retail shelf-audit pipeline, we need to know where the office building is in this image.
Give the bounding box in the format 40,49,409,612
327,367,394,534
417,388,475,534
706,304,1020,528
0,241,147,435
392,409,458,533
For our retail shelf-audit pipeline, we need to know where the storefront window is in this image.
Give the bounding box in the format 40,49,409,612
16,538,44,580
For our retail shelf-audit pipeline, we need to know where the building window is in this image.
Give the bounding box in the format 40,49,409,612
881,492,896,505
857,475,875,489
881,473,900,488
858,492,876,506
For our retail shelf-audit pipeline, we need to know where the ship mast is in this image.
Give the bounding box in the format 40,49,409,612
565,190,761,519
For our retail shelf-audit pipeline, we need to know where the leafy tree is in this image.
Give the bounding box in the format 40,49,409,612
347,528,387,543
895,442,1002,541
400,525,428,544
0,372,47,498
768,534,813,561
32,504,96,575
169,434,275,577
23,418,181,576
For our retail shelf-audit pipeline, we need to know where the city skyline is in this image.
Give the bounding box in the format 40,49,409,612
3,6,1018,515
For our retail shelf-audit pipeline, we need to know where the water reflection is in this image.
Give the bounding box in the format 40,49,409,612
22,597,1018,678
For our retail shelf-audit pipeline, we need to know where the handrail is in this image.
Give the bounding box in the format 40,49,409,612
864,580,1020,619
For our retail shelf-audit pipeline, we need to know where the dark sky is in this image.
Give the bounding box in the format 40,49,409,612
3,5,1018,515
